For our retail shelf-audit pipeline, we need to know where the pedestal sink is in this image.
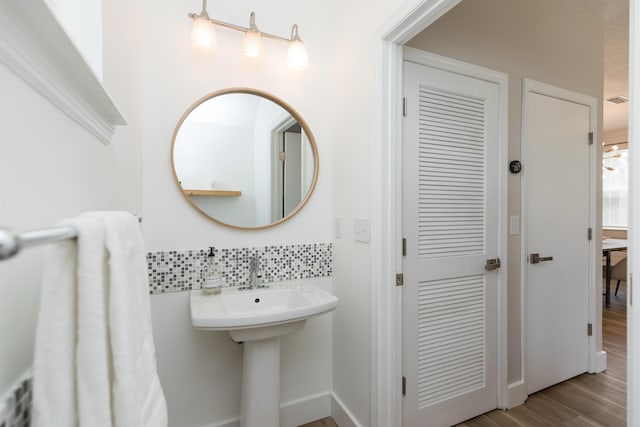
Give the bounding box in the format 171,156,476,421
190,280,338,427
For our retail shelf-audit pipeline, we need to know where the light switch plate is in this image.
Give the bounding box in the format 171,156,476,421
510,215,520,235
354,218,370,243
334,216,342,239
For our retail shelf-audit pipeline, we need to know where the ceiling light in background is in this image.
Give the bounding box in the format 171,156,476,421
603,143,628,175
188,0,309,70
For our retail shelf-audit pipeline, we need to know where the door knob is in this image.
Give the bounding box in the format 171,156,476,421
529,253,553,264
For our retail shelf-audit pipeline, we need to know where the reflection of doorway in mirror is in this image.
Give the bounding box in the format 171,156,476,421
271,121,308,222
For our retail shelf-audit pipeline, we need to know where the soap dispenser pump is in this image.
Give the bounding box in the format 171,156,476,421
202,247,222,295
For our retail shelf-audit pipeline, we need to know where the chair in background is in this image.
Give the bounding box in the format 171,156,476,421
610,256,627,296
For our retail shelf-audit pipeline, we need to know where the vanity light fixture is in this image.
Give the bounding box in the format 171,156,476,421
188,0,309,70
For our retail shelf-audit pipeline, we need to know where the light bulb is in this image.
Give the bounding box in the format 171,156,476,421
191,17,217,51
242,29,264,58
286,24,308,71
287,39,309,70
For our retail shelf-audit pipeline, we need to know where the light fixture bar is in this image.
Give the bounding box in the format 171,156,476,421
187,0,309,70
188,13,292,45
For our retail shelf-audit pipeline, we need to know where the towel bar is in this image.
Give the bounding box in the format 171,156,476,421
0,216,142,261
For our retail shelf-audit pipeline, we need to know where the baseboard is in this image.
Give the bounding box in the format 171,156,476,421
506,380,527,409
280,391,331,427
198,391,331,427
592,350,607,373
200,417,239,427
330,393,364,427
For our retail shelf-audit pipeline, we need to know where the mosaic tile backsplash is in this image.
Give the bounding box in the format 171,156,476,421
147,243,333,294
0,372,31,427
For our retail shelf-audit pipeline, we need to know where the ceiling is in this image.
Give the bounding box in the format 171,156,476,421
566,0,629,133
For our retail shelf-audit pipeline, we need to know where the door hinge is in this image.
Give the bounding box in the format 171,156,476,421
279,151,286,161
588,132,594,145
403,97,407,117
396,273,404,287
588,228,593,241
630,274,633,306
402,238,407,256
587,323,593,336
402,376,406,396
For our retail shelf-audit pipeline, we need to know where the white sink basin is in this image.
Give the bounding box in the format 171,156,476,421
190,280,338,341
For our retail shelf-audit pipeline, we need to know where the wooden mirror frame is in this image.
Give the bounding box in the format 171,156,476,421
170,87,319,230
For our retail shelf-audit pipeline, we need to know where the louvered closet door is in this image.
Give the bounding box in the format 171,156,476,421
402,60,499,427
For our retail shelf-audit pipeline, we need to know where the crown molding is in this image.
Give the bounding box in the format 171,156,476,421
0,0,126,145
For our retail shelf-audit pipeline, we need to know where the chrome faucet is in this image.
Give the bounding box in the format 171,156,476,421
239,255,268,290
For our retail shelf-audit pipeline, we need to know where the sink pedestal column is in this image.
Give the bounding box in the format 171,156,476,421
240,336,280,427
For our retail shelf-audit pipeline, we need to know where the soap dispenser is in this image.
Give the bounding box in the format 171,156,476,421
202,247,222,295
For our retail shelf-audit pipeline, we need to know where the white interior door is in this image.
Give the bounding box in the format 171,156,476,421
283,131,302,215
523,85,592,395
402,60,500,427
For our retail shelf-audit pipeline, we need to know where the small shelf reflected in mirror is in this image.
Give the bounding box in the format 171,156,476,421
183,189,242,197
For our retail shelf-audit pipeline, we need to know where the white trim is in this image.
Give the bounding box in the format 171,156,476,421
196,417,239,427
374,2,482,426
0,0,125,145
593,350,607,374
331,393,364,427
506,380,527,409
196,392,332,427
280,391,332,427
520,79,601,392
628,1,638,425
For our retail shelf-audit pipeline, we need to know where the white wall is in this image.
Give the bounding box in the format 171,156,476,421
329,1,406,424
44,0,103,80
0,0,140,399
136,1,334,425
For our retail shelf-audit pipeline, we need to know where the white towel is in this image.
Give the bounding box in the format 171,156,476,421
32,211,168,427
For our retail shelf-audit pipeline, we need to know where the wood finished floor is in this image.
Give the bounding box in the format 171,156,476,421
300,283,627,427
457,282,627,427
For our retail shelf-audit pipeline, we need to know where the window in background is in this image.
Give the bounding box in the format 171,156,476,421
603,145,629,229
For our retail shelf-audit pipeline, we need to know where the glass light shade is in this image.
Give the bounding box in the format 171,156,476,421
242,30,264,58
286,39,309,70
191,17,217,50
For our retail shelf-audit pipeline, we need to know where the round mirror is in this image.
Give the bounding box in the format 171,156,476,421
171,88,319,229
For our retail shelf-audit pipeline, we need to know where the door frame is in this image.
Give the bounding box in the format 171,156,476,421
629,3,639,425
373,2,509,421
270,116,298,222
520,79,605,387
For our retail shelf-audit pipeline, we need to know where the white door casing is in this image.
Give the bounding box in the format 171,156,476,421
521,79,600,395
402,56,505,427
